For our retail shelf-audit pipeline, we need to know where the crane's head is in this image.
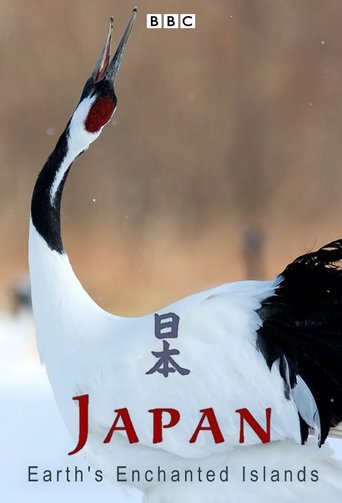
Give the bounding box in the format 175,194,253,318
72,8,137,138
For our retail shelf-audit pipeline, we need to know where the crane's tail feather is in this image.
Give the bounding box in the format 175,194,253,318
257,239,342,446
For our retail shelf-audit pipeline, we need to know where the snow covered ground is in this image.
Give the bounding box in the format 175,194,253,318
0,310,341,501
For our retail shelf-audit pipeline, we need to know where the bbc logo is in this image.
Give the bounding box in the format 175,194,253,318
147,14,196,29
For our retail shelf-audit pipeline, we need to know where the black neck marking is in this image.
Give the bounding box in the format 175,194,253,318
31,125,72,253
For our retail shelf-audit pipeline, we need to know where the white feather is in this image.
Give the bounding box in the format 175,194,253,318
291,375,321,438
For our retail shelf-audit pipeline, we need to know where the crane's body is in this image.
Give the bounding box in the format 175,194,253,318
29,221,299,450
29,9,342,502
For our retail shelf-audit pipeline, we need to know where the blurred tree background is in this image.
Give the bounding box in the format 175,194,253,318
1,0,342,314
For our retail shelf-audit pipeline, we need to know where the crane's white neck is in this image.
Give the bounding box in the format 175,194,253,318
28,220,105,362
30,95,104,254
50,96,100,203
29,93,115,361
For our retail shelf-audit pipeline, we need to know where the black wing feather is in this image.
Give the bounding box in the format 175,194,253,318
257,239,342,446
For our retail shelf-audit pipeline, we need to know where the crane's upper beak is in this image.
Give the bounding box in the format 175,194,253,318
92,8,137,84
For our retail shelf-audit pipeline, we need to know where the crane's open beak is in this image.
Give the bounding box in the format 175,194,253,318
92,8,137,84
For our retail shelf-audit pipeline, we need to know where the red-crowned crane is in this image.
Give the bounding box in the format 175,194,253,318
29,8,342,502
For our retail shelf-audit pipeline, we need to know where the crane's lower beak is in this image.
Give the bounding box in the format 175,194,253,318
92,8,137,84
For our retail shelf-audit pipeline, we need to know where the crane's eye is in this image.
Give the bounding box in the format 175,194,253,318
85,96,116,133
